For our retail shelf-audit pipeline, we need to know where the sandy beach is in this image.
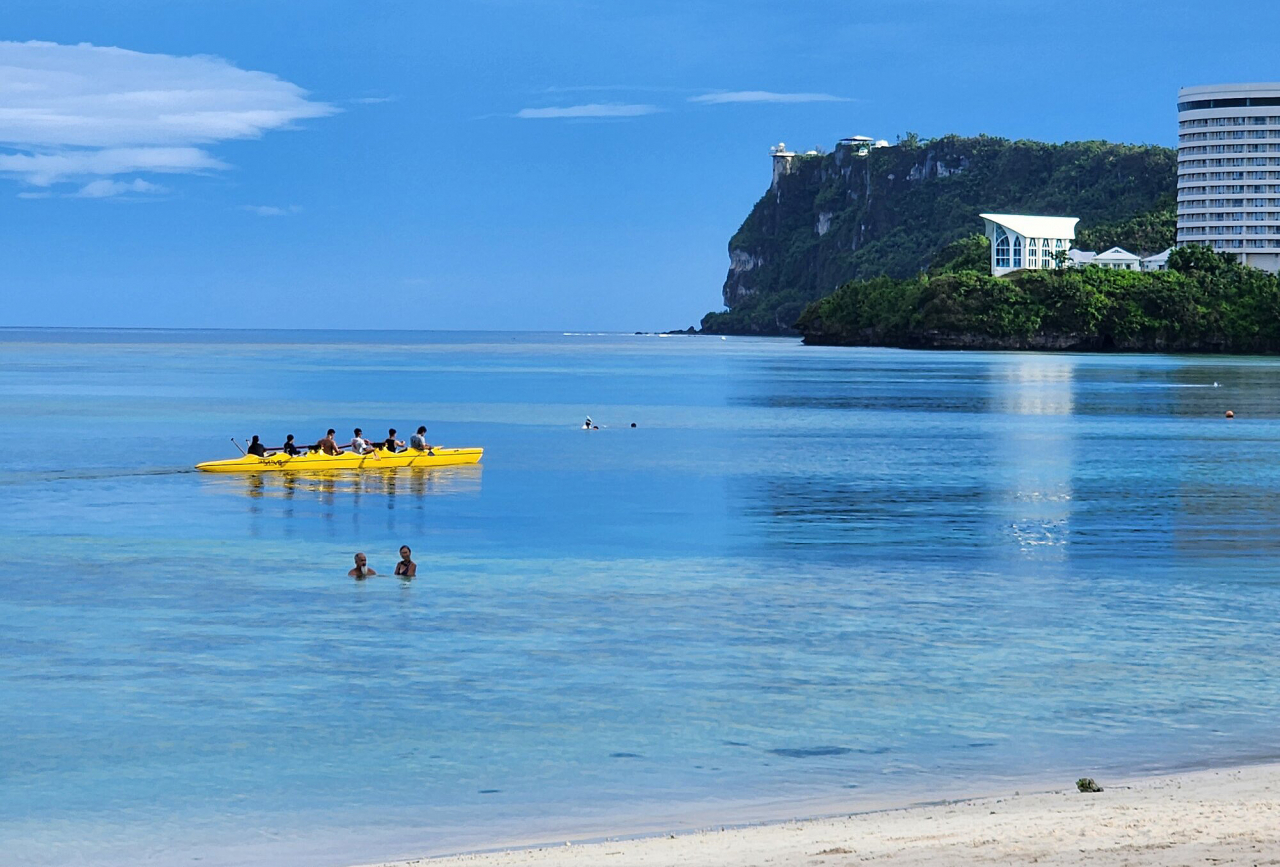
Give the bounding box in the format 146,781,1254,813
364,762,1280,867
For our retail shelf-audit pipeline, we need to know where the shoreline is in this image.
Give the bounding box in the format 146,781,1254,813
357,760,1280,867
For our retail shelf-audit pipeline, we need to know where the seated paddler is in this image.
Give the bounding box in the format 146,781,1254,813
381,428,404,452
314,429,343,455
349,428,379,456
409,425,434,453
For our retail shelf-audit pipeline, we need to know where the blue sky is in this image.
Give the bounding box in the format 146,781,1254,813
4,0,1280,331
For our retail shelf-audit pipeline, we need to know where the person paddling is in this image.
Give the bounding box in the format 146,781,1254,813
349,428,379,456
349,552,376,579
247,435,267,457
382,428,404,453
409,425,434,454
280,434,301,457
394,545,416,578
315,429,343,455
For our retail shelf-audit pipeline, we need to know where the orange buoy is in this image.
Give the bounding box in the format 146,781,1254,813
1225,410,1235,419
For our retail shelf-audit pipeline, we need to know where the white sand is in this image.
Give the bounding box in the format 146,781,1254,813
362,762,1280,867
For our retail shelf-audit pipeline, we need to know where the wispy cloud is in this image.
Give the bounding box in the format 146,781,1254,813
515,103,661,119
241,204,301,216
539,85,687,95
350,95,396,104
689,91,850,105
0,40,336,190
0,147,225,186
72,178,167,198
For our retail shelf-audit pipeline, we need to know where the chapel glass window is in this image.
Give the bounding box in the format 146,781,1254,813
995,227,1010,268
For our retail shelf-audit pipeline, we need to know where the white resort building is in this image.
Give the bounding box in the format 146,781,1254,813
1092,247,1143,270
1141,248,1173,271
1177,83,1280,273
981,214,1173,275
981,214,1078,276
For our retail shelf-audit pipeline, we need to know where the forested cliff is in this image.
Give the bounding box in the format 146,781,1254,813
794,243,1280,354
701,135,1176,335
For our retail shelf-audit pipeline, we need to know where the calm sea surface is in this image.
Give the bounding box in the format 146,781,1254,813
4,329,1280,866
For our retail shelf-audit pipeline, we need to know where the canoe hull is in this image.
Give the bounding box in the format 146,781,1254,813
195,447,483,473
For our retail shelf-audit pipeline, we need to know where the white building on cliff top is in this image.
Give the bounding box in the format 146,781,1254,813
981,214,1079,276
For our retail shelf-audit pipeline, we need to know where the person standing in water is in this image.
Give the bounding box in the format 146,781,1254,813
348,552,376,579
394,545,416,578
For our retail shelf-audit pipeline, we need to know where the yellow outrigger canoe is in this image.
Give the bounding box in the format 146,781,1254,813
195,447,483,473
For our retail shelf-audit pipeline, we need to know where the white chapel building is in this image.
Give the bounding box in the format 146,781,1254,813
981,214,1079,276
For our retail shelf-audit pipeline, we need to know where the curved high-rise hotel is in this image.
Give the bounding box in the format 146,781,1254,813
1178,83,1280,272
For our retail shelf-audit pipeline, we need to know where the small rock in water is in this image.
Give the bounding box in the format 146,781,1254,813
1076,777,1103,793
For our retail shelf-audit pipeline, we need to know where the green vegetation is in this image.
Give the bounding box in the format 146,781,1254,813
1075,194,1176,254
794,246,1280,354
702,134,1176,335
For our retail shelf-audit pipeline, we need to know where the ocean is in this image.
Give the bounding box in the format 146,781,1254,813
3,329,1280,866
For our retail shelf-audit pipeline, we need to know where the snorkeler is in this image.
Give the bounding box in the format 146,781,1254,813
348,552,376,579
394,545,416,578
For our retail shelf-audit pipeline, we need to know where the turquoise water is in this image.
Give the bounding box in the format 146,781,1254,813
4,329,1280,866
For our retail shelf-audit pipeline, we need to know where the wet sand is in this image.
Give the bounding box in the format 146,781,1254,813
360,762,1280,867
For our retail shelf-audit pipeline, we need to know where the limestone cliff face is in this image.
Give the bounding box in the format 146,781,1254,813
702,135,1176,335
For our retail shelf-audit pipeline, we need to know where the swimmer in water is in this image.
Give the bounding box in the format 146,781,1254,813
394,545,416,578
348,552,376,579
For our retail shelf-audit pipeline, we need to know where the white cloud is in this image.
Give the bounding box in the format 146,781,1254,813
689,91,850,105
540,85,684,94
73,178,167,198
241,204,301,216
0,146,225,186
0,40,335,187
515,103,661,119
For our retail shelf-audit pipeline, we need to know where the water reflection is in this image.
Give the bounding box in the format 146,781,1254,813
203,465,484,501
989,357,1074,557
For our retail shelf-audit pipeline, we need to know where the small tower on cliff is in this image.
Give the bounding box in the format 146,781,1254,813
770,142,795,189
